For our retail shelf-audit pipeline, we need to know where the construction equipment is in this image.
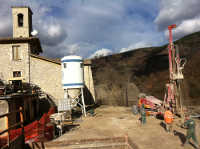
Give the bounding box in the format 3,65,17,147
138,93,162,116
49,111,72,136
163,24,187,118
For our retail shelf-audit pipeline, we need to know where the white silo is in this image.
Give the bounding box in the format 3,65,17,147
60,55,86,116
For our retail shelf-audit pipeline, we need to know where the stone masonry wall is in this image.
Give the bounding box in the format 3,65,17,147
30,56,96,106
84,65,96,102
30,56,64,105
0,43,30,83
12,8,31,38
0,42,96,106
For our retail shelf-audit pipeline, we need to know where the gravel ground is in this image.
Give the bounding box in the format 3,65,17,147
45,105,200,149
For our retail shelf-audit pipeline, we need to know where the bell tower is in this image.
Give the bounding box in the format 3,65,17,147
12,6,33,38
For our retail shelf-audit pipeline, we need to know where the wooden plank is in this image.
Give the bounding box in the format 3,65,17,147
61,121,73,125
0,109,23,119
0,122,23,136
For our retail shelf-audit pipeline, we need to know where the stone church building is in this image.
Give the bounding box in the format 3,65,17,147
0,6,95,105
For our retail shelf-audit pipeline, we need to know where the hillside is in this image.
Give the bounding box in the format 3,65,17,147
91,31,200,106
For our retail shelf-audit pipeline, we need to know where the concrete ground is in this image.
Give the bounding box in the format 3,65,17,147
44,106,200,149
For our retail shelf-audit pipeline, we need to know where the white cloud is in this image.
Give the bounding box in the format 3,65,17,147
155,0,200,40
48,25,62,37
89,48,112,58
120,48,130,53
120,42,151,53
59,0,163,58
66,44,80,55
165,17,200,39
38,22,67,46
42,42,97,58
0,18,12,37
155,0,200,31
0,0,163,58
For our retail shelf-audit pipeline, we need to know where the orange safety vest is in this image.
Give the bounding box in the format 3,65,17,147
164,110,173,124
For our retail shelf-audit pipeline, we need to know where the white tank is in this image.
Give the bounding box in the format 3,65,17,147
60,56,86,115
61,55,84,89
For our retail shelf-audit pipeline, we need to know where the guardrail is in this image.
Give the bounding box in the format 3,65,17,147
0,107,24,147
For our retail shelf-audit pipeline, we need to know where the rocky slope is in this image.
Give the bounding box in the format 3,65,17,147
91,31,200,106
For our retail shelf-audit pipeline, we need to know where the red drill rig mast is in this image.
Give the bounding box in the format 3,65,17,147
163,24,187,117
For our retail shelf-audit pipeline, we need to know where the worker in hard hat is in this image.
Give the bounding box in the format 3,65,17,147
182,115,199,148
164,107,173,133
140,104,146,125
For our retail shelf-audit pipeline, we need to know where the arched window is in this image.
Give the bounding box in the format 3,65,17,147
18,13,23,27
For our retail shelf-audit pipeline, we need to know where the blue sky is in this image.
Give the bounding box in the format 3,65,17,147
0,0,200,58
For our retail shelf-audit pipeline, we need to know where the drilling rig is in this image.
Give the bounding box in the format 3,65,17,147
163,24,187,118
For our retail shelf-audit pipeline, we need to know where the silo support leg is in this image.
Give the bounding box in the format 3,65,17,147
81,88,87,117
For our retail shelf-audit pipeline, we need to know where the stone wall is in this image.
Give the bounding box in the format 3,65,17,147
0,43,30,83
30,56,64,105
12,7,32,38
30,56,96,105
84,65,96,103
0,43,96,106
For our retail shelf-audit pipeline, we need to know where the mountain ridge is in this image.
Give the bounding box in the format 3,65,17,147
91,31,200,106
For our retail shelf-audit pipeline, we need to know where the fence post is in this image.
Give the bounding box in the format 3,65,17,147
19,106,25,148
125,134,128,144
6,115,10,146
